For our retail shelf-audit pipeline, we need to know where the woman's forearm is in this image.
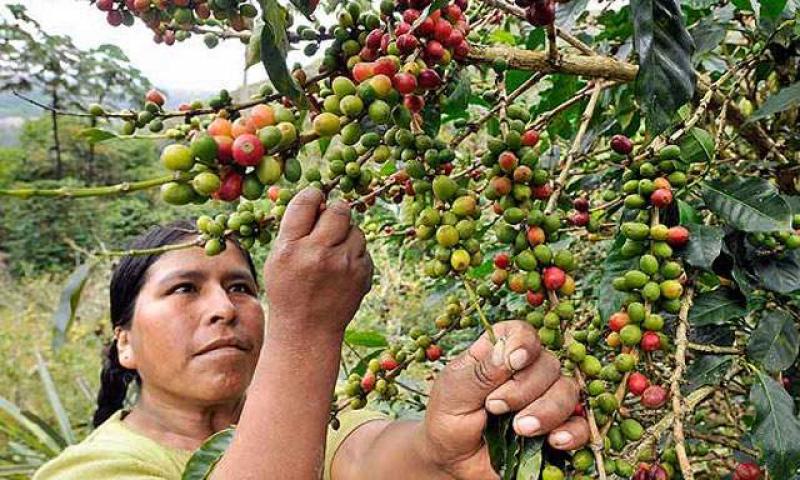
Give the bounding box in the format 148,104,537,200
212,320,344,479
332,419,454,480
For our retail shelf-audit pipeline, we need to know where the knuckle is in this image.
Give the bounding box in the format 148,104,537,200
472,360,497,390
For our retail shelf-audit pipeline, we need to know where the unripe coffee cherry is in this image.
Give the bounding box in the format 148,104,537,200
627,372,649,396
610,134,633,154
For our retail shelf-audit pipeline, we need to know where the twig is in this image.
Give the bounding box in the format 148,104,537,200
464,279,497,344
0,174,178,198
671,284,695,480
687,342,742,355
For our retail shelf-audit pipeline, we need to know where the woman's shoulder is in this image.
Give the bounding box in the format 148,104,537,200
33,410,191,480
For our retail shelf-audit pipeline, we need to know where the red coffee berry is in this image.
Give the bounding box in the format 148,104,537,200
666,225,690,248
396,33,418,54
532,183,552,199
648,465,668,480
417,17,435,37
641,385,668,409
425,344,443,361
733,462,763,480
403,94,425,112
418,68,442,89
360,371,376,392
373,57,398,76
543,266,566,290
402,8,421,24
215,170,243,202
145,88,166,106
525,0,555,26
573,197,590,212
232,133,264,166
434,18,453,43
569,211,590,227
521,129,540,146
609,312,630,332
494,253,510,269
379,354,399,371
498,151,518,172
610,134,633,154
392,73,417,94
650,188,673,208
640,331,662,352
627,372,650,396
526,290,545,306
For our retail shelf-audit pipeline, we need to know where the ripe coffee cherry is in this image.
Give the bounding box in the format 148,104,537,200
418,17,436,37
418,69,442,89
609,312,629,332
610,134,633,154
96,0,113,11
352,62,375,83
640,331,662,351
393,73,418,94
532,183,552,200
379,354,399,371
569,211,590,227
446,29,464,48
396,33,419,54
733,462,762,480
434,18,453,43
666,225,690,248
403,94,425,112
526,0,555,26
498,151,518,172
543,266,566,290
453,40,470,59
526,290,545,306
395,22,412,36
360,371,376,392
232,133,264,166
267,185,281,202
366,29,383,49
425,344,443,361
633,466,649,480
402,8,421,24
107,10,123,26
494,253,510,269
627,372,649,396
146,88,166,106
521,129,540,146
359,47,378,62
641,385,668,408
373,58,398,78
215,170,243,202
213,135,234,164
650,188,673,208
573,197,590,212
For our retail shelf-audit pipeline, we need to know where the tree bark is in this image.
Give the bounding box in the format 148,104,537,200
50,89,63,178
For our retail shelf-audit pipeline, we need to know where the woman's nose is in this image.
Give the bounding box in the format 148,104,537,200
203,285,238,325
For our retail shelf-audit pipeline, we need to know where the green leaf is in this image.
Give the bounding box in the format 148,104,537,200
78,128,118,145
0,397,62,457
489,29,516,46
749,369,800,478
344,329,388,348
379,160,397,177
688,287,747,327
351,349,384,376
684,355,732,393
52,262,93,351
486,413,520,477
421,103,442,138
505,70,533,94
760,0,790,20
748,310,800,372
678,199,701,224
287,0,319,19
443,69,471,115
751,250,800,294
182,428,234,480
257,0,307,109
681,224,724,270
747,81,800,122
34,350,74,445
515,437,543,480
597,236,638,322
245,21,263,69
702,178,793,232
679,127,715,164
631,0,696,135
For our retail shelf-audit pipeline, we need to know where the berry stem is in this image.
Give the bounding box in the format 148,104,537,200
463,279,497,344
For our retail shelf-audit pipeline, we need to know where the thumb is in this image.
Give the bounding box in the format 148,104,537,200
430,321,541,416
277,187,324,242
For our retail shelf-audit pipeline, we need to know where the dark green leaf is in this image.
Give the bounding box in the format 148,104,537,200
688,287,747,327
352,349,384,376
52,262,93,351
678,199,702,224
78,128,118,145
631,0,696,135
597,236,638,322
245,21,263,69
683,355,733,393
444,69,471,115
679,127,715,163
751,250,800,294
287,0,319,19
344,329,388,348
515,437,543,480
258,0,307,109
505,70,533,94
486,413,513,475
702,178,792,232
747,82,800,122
748,310,800,372
421,103,442,138
182,428,234,480
760,0,790,20
681,224,724,270
749,369,800,478
690,5,734,61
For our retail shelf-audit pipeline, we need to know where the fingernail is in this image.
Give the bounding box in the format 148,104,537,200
515,416,541,435
551,431,573,447
486,399,510,415
509,349,528,370
492,341,505,366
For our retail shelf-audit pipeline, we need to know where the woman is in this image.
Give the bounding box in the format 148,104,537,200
35,188,589,480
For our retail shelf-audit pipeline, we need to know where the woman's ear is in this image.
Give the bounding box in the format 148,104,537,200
115,327,138,370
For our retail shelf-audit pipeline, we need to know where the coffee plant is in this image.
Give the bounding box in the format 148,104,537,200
2,0,799,478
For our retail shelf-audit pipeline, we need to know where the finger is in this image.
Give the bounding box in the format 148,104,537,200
485,351,561,415
342,226,367,257
547,416,590,450
513,376,579,437
277,188,324,242
359,252,374,295
310,200,352,246
428,321,541,416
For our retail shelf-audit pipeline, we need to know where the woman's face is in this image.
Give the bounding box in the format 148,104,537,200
117,241,265,406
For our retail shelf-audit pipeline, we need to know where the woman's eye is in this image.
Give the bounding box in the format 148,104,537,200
229,283,255,295
171,283,196,294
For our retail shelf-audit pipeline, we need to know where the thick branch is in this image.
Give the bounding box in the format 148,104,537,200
0,174,178,198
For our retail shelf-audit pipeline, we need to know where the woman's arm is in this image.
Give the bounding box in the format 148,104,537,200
332,321,592,480
212,188,373,479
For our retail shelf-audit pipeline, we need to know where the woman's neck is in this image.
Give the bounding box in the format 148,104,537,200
123,387,245,451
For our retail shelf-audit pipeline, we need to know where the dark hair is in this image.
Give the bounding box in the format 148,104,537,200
92,220,259,427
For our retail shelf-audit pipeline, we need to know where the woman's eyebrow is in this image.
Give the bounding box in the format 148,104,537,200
157,270,206,286
224,269,257,284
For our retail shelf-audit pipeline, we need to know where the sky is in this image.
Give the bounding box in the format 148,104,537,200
0,0,291,93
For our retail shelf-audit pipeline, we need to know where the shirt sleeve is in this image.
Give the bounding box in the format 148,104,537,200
323,409,389,480
33,445,172,480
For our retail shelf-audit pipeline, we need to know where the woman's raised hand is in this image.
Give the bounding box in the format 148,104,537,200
264,187,374,338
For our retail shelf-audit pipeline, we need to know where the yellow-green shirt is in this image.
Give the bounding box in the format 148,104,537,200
34,409,386,480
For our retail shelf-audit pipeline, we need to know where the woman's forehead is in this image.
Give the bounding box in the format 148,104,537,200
144,243,253,284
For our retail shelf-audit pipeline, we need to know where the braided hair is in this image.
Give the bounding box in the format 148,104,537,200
92,220,258,427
